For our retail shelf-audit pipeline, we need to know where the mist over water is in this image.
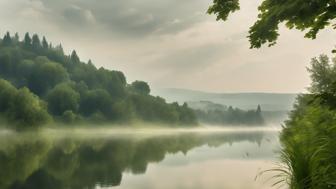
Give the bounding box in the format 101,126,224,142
0,125,283,189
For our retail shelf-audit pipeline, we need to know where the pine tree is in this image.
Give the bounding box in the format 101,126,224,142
13,33,19,43
32,34,42,51
256,105,261,114
42,36,49,49
70,50,80,63
56,44,64,55
24,32,32,49
87,59,96,70
2,32,12,46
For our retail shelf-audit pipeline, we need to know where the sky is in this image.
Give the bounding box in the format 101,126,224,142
0,0,335,93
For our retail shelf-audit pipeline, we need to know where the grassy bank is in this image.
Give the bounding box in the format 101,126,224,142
276,56,336,188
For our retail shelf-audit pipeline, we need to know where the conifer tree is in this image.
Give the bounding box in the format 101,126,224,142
2,32,12,46
70,50,80,63
256,105,261,114
32,34,42,51
56,44,64,55
13,33,19,43
24,32,32,49
42,36,49,49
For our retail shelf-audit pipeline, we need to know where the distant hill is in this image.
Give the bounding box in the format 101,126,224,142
152,88,297,111
187,101,227,112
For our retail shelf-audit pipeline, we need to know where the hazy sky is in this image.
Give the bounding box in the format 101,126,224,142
0,0,335,93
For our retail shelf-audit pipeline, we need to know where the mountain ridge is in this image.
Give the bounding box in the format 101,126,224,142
152,88,297,111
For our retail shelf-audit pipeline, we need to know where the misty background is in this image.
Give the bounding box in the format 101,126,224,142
0,0,335,94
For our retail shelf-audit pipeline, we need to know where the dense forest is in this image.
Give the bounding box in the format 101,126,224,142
187,101,264,125
0,32,197,130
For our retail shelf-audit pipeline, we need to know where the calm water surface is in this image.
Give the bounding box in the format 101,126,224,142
0,127,283,189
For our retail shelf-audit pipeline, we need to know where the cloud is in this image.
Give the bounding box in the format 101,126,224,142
34,0,210,38
0,0,334,93
154,43,229,74
63,5,96,26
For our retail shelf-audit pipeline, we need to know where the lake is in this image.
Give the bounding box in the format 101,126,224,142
0,127,284,189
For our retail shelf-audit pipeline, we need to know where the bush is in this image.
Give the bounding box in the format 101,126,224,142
7,87,51,129
62,110,77,124
47,83,80,116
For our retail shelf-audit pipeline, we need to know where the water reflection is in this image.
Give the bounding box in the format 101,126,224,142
0,129,279,189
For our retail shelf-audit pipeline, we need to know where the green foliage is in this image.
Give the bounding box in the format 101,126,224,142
130,95,196,125
130,95,178,123
42,36,49,50
70,50,80,64
24,33,32,49
47,83,80,116
13,33,19,44
194,105,264,125
130,81,150,95
277,56,336,189
28,57,69,95
178,103,198,125
0,79,17,112
111,98,135,121
2,32,12,46
32,34,42,52
207,0,240,21
7,87,51,129
208,0,336,48
307,55,336,95
0,79,50,129
79,89,113,117
62,110,78,124
0,32,197,128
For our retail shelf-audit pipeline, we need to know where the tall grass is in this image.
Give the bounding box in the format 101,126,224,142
268,123,336,188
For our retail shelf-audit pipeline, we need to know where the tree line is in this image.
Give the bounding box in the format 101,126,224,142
0,32,197,129
195,105,264,126
188,101,264,126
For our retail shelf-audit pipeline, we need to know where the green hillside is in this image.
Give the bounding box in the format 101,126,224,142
0,32,196,129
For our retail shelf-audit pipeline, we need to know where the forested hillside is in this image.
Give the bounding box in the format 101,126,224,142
0,32,196,129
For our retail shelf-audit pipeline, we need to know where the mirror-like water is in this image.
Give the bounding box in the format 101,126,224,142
0,127,283,189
